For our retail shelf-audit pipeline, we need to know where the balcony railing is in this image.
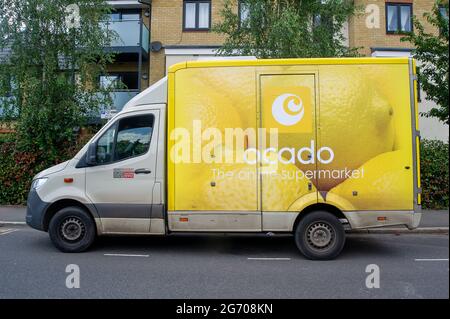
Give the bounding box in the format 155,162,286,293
101,20,149,53
98,90,139,118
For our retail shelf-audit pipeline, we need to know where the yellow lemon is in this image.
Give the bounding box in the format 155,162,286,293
329,150,413,210
277,68,396,191
261,152,316,211
175,74,243,132
318,68,395,190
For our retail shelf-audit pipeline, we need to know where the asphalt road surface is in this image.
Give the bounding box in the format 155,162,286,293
0,225,448,299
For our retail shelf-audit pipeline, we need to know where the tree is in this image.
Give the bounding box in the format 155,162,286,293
0,0,115,160
401,1,449,124
214,0,360,58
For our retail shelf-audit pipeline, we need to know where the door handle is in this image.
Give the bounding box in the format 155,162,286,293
135,168,151,174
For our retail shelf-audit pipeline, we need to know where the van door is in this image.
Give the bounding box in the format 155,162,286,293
85,110,160,234
259,74,318,223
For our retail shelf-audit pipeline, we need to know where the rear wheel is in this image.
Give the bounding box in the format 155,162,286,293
48,206,96,253
294,211,345,260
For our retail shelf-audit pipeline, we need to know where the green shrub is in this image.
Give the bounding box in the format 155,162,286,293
420,139,449,209
0,135,91,205
0,142,44,204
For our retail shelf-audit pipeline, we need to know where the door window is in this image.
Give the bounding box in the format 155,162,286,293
95,114,154,164
96,125,116,164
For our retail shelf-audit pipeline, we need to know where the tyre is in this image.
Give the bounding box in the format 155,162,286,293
294,211,345,260
48,206,96,253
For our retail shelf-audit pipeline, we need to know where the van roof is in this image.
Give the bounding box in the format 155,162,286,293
168,57,411,73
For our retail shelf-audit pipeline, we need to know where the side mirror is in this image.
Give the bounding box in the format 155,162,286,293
86,143,97,166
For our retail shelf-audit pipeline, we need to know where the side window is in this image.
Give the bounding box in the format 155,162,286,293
96,125,116,164
95,114,154,165
115,115,154,161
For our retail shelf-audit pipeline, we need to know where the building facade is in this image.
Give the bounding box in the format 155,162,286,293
107,0,446,140
1,1,447,139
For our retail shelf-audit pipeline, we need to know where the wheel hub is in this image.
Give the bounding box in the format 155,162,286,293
306,222,334,249
60,217,85,242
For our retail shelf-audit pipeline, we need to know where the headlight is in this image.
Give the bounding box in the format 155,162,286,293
31,178,48,190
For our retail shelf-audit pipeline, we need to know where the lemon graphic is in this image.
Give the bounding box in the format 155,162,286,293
174,144,255,210
191,67,256,128
261,153,316,211
175,147,314,211
175,74,243,131
329,150,413,210
278,68,395,191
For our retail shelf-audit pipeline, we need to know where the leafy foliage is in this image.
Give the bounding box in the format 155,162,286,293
0,0,115,160
420,139,449,209
0,0,114,203
214,0,360,58
402,1,449,124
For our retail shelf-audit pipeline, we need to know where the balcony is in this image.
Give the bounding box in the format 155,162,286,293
98,90,139,119
102,19,149,57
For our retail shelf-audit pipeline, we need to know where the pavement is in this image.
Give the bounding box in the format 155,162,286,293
0,225,448,298
1,206,448,233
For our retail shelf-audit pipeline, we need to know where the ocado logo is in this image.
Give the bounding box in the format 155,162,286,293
272,94,304,126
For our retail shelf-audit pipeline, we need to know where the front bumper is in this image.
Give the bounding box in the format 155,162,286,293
26,189,49,231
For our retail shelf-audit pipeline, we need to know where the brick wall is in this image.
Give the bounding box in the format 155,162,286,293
349,0,438,56
149,0,227,84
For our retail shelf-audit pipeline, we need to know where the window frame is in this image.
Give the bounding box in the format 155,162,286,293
94,114,155,166
183,0,212,31
385,2,413,34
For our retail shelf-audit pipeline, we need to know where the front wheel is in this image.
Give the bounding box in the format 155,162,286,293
294,211,345,260
48,206,96,253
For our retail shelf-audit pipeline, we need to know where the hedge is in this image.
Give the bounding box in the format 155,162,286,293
419,139,449,209
0,132,92,205
0,137,449,208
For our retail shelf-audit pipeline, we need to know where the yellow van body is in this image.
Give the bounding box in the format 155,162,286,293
167,57,421,231
26,57,422,258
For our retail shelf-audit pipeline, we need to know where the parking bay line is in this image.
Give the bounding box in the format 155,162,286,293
0,229,19,236
414,258,449,262
104,253,150,258
0,221,26,225
247,257,291,261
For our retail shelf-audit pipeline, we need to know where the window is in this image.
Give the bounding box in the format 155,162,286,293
96,115,154,164
439,5,449,21
386,3,412,33
239,1,250,26
96,125,116,164
183,1,211,30
99,72,139,90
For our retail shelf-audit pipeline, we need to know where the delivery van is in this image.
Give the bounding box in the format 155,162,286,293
26,57,422,260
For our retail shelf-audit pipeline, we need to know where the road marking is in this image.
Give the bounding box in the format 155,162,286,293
0,229,19,236
247,257,291,261
104,253,149,258
0,221,26,225
415,258,449,262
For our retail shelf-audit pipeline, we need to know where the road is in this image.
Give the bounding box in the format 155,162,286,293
0,224,448,299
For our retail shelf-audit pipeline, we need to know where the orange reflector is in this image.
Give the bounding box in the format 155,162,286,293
377,216,387,221
64,178,73,183
179,217,189,222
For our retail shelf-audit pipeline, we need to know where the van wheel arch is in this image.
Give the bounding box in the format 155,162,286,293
292,203,347,233
43,199,96,232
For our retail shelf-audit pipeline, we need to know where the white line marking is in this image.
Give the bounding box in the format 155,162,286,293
104,253,149,258
247,257,291,261
0,221,26,225
415,258,449,262
0,229,19,236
